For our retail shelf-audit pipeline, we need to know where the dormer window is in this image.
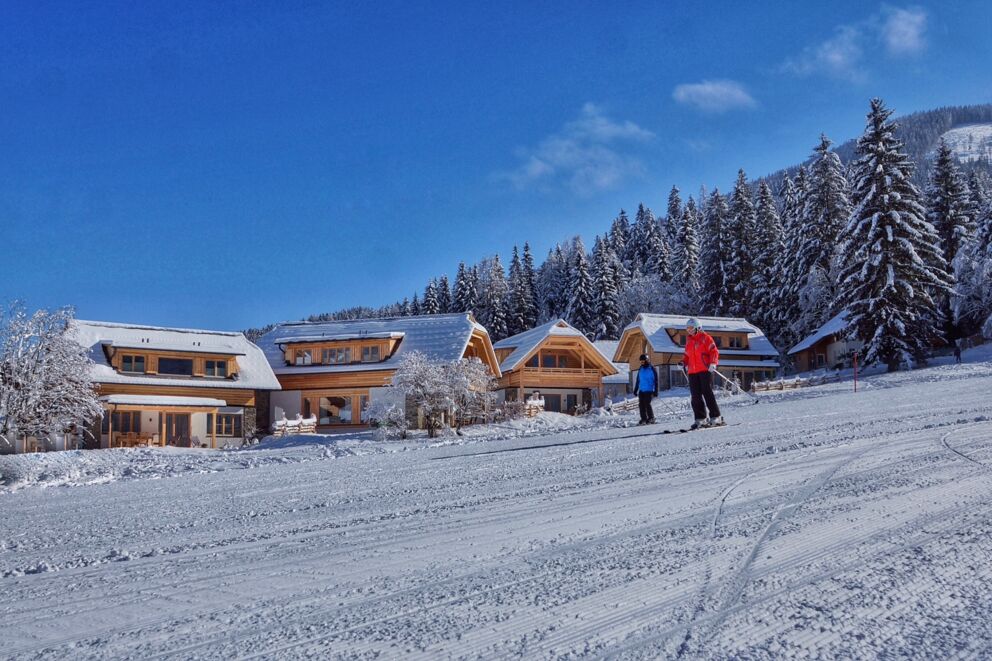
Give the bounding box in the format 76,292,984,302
159,357,193,376
322,347,351,364
121,354,145,374
729,336,744,349
295,349,313,366
361,345,380,362
205,359,227,377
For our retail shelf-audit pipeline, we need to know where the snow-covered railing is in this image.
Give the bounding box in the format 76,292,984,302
271,415,319,437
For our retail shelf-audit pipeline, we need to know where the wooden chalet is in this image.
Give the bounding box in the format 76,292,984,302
614,314,780,391
256,313,501,431
494,320,618,413
71,320,281,449
788,311,862,373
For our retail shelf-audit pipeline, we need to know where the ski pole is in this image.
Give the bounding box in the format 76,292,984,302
712,368,759,403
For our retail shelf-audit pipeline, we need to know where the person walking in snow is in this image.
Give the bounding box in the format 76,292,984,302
954,344,962,364
633,353,659,425
682,318,724,430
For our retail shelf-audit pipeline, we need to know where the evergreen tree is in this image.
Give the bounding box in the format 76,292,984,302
566,237,597,337
633,203,670,278
666,185,683,255
520,242,539,329
674,196,701,294
926,140,974,339
592,237,623,339
723,169,757,317
837,98,954,371
537,245,569,321
437,274,452,313
410,293,421,316
954,175,992,333
453,262,477,314
422,280,440,315
506,246,526,336
751,182,786,333
481,255,509,340
699,189,730,315
609,209,635,271
400,297,411,316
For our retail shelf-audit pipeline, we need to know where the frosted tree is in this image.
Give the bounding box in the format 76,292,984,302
422,280,440,315
674,196,701,294
566,237,597,337
775,170,809,349
837,98,954,371
592,237,623,340
723,169,756,317
520,242,539,329
609,209,634,270
399,297,412,316
665,185,683,255
410,292,422,316
699,189,730,315
537,245,569,321
480,255,509,340
447,357,499,430
751,182,786,334
953,199,992,333
0,305,103,451
437,274,452,314
453,262,477,314
925,139,974,338
390,351,454,438
506,246,526,336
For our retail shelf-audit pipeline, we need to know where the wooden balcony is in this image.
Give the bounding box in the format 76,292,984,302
522,367,602,377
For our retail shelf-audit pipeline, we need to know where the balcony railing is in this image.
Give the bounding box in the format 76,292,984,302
522,367,601,377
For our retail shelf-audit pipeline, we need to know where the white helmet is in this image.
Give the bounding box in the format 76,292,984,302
686,317,702,330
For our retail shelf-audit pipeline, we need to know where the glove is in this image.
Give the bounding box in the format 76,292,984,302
708,363,717,373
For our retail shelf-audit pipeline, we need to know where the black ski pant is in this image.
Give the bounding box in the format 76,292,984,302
688,371,721,420
638,392,655,422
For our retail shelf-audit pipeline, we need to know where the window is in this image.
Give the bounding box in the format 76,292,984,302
542,354,556,368
319,396,353,425
158,357,193,376
565,394,578,413
121,355,145,373
207,413,242,437
729,336,744,349
102,411,141,434
713,337,723,348
558,355,569,368
359,395,369,423
362,345,380,362
295,349,313,365
322,347,351,364
526,355,538,367
205,360,227,377
678,334,687,347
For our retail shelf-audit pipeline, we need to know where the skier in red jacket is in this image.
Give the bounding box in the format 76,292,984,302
682,318,724,430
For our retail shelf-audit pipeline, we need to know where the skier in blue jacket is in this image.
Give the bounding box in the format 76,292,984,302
633,353,659,425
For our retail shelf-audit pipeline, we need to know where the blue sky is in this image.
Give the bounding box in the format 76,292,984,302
2,1,990,330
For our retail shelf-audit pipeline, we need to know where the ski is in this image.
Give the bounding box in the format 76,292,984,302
662,422,741,434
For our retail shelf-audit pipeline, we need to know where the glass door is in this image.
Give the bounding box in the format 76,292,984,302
164,413,191,446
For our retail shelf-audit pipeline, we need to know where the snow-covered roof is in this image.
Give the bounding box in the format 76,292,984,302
71,320,281,391
619,314,780,360
594,340,630,384
257,313,498,376
788,311,851,355
99,395,228,408
493,320,617,375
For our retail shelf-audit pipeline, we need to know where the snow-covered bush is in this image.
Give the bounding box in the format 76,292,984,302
365,399,408,441
983,313,992,340
0,304,102,453
448,357,498,430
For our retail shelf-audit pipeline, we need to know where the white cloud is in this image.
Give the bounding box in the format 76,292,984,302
672,80,757,113
882,6,927,56
781,6,927,81
496,104,654,195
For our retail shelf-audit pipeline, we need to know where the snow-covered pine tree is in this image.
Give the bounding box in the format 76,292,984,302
795,135,851,336
482,255,509,340
699,189,730,315
610,209,636,271
411,292,422,316
674,196,701,295
837,98,954,371
537,245,569,321
520,242,539,329
633,204,670,279
774,171,807,350
566,237,597,337
750,182,786,335
723,169,757,317
422,280,440,315
437,274,452,314
925,139,975,339
453,262,476,314
953,191,992,334
400,297,412,316
506,246,526,337
666,185,683,256
592,236,623,339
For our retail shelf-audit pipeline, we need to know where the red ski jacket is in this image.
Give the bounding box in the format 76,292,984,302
684,330,719,375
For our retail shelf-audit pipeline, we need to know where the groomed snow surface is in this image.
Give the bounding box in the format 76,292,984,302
3,347,992,659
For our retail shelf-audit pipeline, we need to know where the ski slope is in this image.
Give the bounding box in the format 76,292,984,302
3,355,992,659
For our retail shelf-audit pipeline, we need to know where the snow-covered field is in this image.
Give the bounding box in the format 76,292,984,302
3,350,992,659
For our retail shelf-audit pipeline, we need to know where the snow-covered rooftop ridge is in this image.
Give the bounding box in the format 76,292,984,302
623,313,780,359
257,313,493,375
70,320,281,391
788,311,851,355
271,332,405,344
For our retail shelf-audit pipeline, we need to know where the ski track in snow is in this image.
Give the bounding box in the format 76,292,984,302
2,360,992,659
